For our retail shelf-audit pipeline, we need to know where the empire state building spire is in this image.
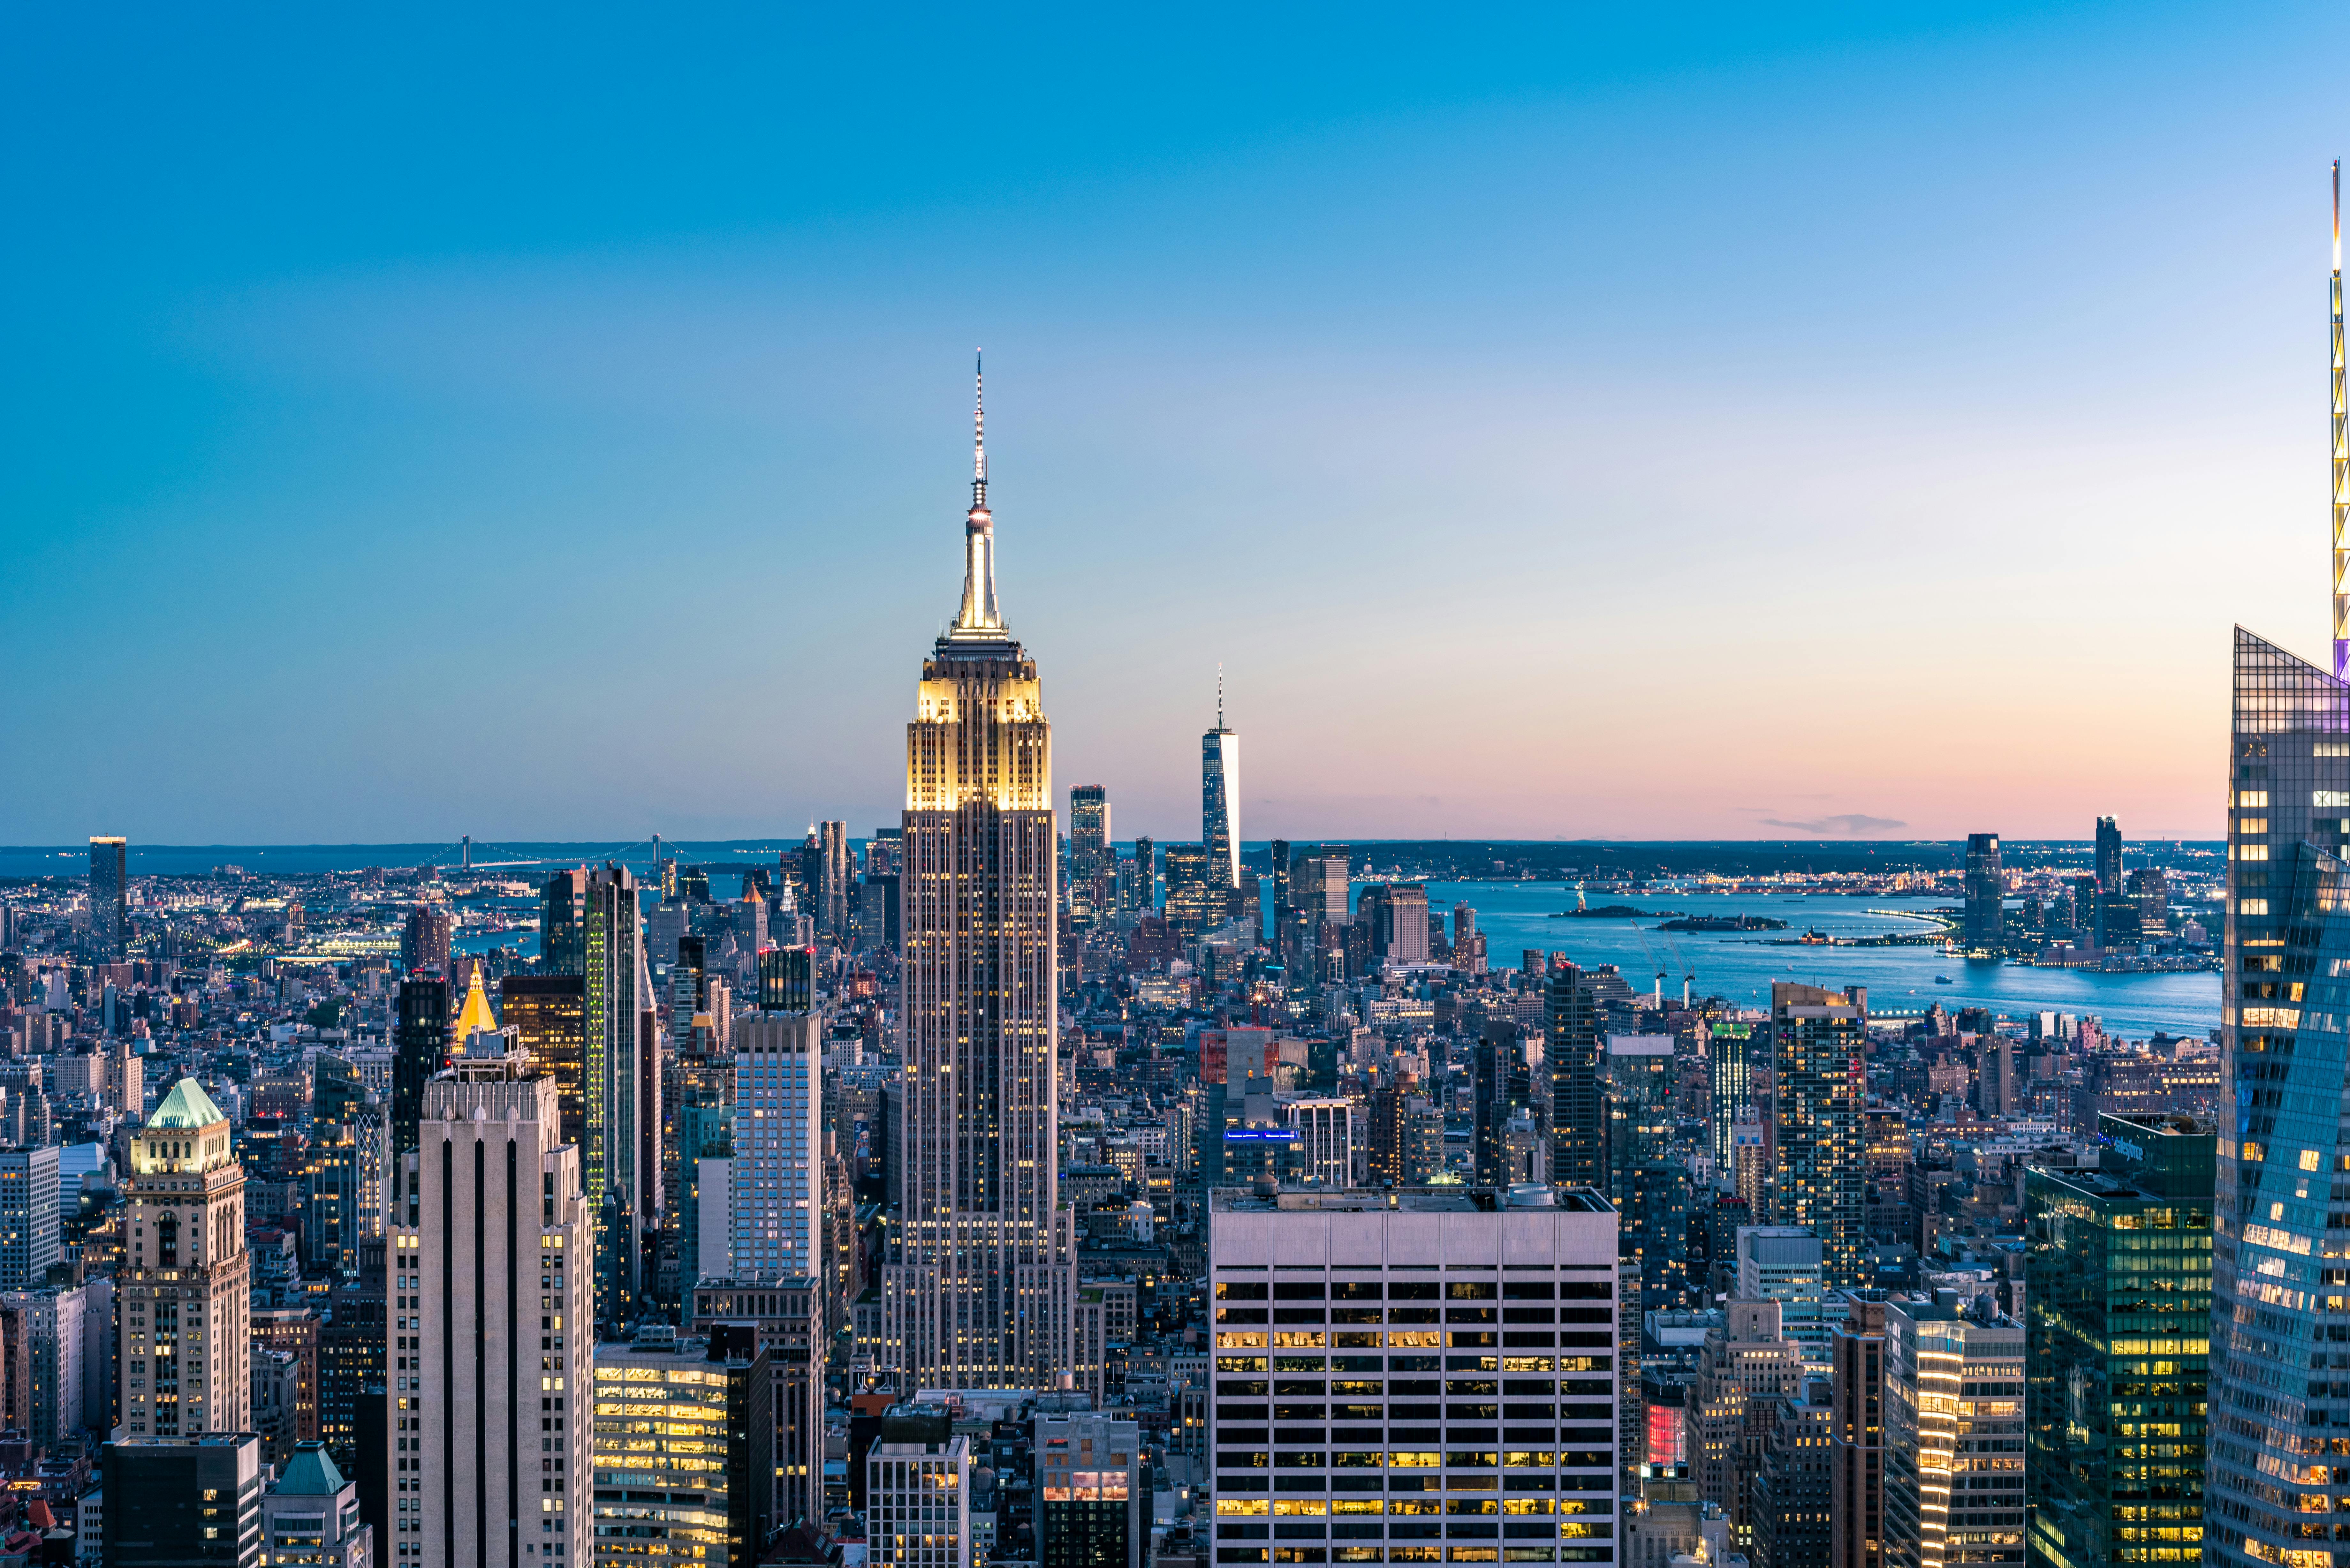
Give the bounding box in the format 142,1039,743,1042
954,351,1005,638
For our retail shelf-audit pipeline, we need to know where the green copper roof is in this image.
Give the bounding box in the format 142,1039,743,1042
145,1076,226,1130
274,1442,346,1496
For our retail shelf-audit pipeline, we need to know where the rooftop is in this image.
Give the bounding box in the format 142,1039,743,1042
1209,1184,1612,1214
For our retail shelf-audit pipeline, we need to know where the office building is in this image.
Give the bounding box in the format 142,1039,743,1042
883,374,1071,1391
2208,625,2350,1568
1036,1410,1143,1568
1770,983,1866,1294
119,1078,251,1437
1202,689,1240,892
1125,836,1155,916
401,907,454,978
1549,964,1605,1189
589,1326,772,1568
320,1244,386,1475
582,863,659,1327
2125,865,2170,936
1206,1184,1621,1568
540,870,588,975
1735,1227,1829,1373
757,945,814,1014
1961,834,2002,950
1829,1293,1887,1568
1284,1098,1354,1188
1882,1298,2022,1568
1684,1298,1804,1549
7,1283,87,1455
1750,1379,1833,1568
101,1432,263,1568
2023,1114,2211,1568
252,1306,322,1454
0,1144,60,1287
868,1436,972,1568
1365,1079,1441,1188
90,836,128,962
502,975,585,1148
1288,848,1351,930
392,979,451,1196
1163,844,1217,941
2094,816,2122,893
263,1442,374,1568
688,1279,825,1528
395,1050,593,1568
729,1011,823,1284
1069,785,1111,928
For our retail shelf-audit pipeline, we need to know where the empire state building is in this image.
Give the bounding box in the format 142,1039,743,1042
882,365,1072,1389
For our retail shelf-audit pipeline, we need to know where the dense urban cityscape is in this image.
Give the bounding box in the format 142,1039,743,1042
5,338,2308,1568
18,11,2350,1568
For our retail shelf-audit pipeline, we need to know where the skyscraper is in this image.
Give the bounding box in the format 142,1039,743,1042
539,868,588,975
1770,982,1866,1294
883,365,1069,1390
2210,624,2350,1568
1549,962,1605,1189
2093,815,2122,893
1961,833,2002,950
89,835,126,961
392,978,451,1216
118,1079,251,1437
1069,785,1110,929
1882,1299,2022,1568
581,863,658,1327
730,1011,824,1285
2024,1113,2211,1568
1126,836,1155,916
1202,677,1239,891
395,1052,594,1568
1162,844,1216,940
401,906,454,977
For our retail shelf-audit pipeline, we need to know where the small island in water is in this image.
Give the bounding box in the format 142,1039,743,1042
1657,914,1788,932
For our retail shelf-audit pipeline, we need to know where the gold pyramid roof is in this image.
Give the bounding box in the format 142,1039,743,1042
450,965,499,1051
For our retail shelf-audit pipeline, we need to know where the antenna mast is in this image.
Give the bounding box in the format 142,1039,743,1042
2333,162,2346,676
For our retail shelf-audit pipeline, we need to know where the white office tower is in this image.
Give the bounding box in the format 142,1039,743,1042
1285,1099,1355,1188
394,1051,592,1568
867,1435,973,1568
729,1012,824,1283
884,365,1073,1390
1733,1226,1830,1375
118,1078,251,1437
1208,1186,1620,1566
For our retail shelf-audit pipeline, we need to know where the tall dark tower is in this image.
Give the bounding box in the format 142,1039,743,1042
1202,671,1240,892
1548,961,1603,1189
2093,816,2122,893
89,836,127,961
1962,832,2003,948
882,358,1067,1390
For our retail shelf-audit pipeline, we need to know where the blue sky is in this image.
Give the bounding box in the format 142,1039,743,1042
2,4,2340,844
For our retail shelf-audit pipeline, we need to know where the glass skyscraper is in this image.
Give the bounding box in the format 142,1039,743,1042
2023,1112,2211,1568
89,834,126,961
2207,626,2350,1568
1770,982,1868,1294
1202,701,1240,891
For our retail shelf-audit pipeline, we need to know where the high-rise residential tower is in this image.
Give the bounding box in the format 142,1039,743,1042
729,1011,824,1285
2093,815,2122,893
118,1079,252,1437
89,836,127,961
1961,833,2002,950
1202,676,1239,891
1549,962,1605,1189
1770,982,1866,1294
883,365,1070,1390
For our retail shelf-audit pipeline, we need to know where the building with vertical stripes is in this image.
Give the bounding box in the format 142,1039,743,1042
395,1049,592,1568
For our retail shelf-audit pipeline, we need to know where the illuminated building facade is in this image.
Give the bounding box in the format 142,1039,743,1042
1883,1299,2022,1568
118,1079,251,1439
2207,627,2350,1568
1770,983,1867,1294
882,367,1071,1390
589,1326,772,1568
2023,1113,2210,1568
1205,1185,1621,1568
1961,835,2002,950
1069,785,1110,928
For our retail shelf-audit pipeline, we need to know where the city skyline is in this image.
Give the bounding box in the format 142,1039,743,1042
9,6,2348,844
